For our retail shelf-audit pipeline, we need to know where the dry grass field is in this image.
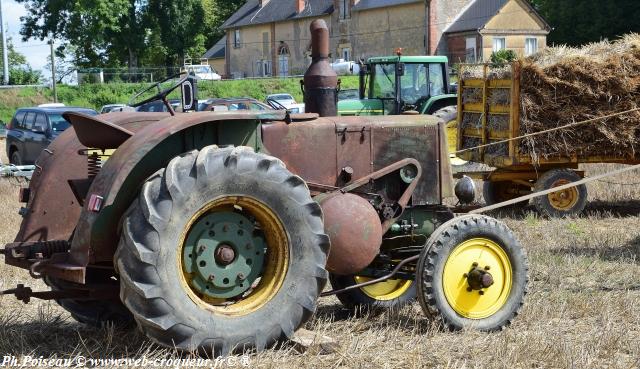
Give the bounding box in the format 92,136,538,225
0,140,639,368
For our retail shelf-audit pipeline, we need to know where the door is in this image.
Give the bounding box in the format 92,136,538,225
278,54,289,77
26,113,50,162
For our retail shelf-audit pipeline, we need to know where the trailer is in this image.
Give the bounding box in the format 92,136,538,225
455,62,640,217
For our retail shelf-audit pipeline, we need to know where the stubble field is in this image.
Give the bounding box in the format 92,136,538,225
0,140,639,368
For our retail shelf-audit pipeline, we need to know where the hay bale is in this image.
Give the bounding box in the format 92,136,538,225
518,33,640,161
462,88,483,104
488,114,510,131
461,112,482,129
489,88,511,105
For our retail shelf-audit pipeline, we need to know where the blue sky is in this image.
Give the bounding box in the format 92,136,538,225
3,0,52,76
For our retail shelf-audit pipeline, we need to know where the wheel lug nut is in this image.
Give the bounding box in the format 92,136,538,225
463,273,468,278
237,273,245,280
208,275,215,282
479,290,484,295
198,244,206,252
484,265,491,270
466,287,472,292
472,262,478,267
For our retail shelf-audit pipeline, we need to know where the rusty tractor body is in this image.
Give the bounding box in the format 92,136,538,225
1,20,528,354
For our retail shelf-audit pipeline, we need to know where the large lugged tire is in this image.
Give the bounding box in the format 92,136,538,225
416,215,528,331
115,146,329,354
329,274,415,310
532,169,587,218
46,275,134,328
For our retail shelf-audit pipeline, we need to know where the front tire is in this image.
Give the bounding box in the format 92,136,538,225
115,146,329,354
417,215,528,331
10,149,22,165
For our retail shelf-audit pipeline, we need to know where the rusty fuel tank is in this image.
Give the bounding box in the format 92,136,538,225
303,19,338,117
320,193,382,275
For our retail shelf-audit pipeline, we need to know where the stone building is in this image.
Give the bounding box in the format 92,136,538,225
217,0,550,78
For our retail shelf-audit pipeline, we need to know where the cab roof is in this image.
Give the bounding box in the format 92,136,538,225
367,55,449,64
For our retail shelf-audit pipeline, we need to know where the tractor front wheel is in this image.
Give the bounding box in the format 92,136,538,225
115,146,329,354
417,215,528,331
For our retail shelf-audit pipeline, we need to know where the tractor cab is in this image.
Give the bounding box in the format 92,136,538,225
338,54,457,116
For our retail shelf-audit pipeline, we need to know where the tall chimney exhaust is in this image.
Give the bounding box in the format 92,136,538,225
303,19,338,117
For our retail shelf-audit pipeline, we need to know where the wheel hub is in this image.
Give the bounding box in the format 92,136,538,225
465,263,494,292
182,211,265,299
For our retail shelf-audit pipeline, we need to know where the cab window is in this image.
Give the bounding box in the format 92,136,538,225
400,63,428,105
13,111,26,129
370,63,396,99
429,64,445,97
23,112,36,130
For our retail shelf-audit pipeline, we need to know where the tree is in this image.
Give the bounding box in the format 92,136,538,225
530,0,640,45
0,37,42,84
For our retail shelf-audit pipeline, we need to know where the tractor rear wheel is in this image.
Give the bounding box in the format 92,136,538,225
329,274,415,310
115,146,329,354
417,215,528,331
532,169,587,218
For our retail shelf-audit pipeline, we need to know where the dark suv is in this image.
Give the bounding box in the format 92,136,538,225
6,106,97,164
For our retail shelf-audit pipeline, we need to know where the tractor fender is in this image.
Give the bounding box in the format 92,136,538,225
68,111,285,269
14,112,170,246
421,94,457,115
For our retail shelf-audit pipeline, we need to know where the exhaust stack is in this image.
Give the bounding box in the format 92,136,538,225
303,19,338,117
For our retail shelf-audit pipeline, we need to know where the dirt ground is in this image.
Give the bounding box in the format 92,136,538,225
0,140,639,368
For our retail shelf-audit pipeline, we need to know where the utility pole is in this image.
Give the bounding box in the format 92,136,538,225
50,40,57,103
0,0,9,85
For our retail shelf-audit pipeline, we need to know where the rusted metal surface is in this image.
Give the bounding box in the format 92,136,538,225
303,19,337,117
321,193,382,275
63,112,133,150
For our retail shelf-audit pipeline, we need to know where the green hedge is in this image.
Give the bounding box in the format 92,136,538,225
0,76,360,124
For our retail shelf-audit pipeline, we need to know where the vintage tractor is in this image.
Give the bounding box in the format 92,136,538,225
1,21,527,354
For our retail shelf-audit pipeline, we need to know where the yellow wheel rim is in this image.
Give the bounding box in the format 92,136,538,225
442,238,512,319
178,196,289,317
354,276,412,301
548,179,579,210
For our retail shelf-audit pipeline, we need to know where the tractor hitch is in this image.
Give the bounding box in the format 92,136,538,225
2,284,119,304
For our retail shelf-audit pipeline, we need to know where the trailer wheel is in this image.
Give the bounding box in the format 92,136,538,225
532,169,587,218
329,274,415,310
45,275,134,328
115,146,329,354
416,215,528,331
483,181,530,208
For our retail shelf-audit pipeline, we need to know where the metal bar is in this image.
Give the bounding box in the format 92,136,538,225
469,163,640,214
320,255,419,297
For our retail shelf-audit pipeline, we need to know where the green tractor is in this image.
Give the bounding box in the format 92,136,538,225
338,54,458,152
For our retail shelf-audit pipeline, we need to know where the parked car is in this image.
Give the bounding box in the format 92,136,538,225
5,106,98,164
198,98,272,112
135,99,181,112
100,104,129,113
265,93,305,113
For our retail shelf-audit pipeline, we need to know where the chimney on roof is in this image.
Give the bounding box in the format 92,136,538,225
259,0,270,7
296,0,305,13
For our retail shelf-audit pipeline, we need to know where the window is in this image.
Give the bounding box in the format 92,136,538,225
525,37,538,56
428,63,445,97
465,37,477,63
23,112,35,130
49,113,71,132
342,48,351,61
340,0,350,19
493,37,506,52
34,113,47,132
234,29,241,48
12,111,25,128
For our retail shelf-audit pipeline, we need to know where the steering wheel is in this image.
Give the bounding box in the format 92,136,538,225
129,72,189,108
266,98,288,111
